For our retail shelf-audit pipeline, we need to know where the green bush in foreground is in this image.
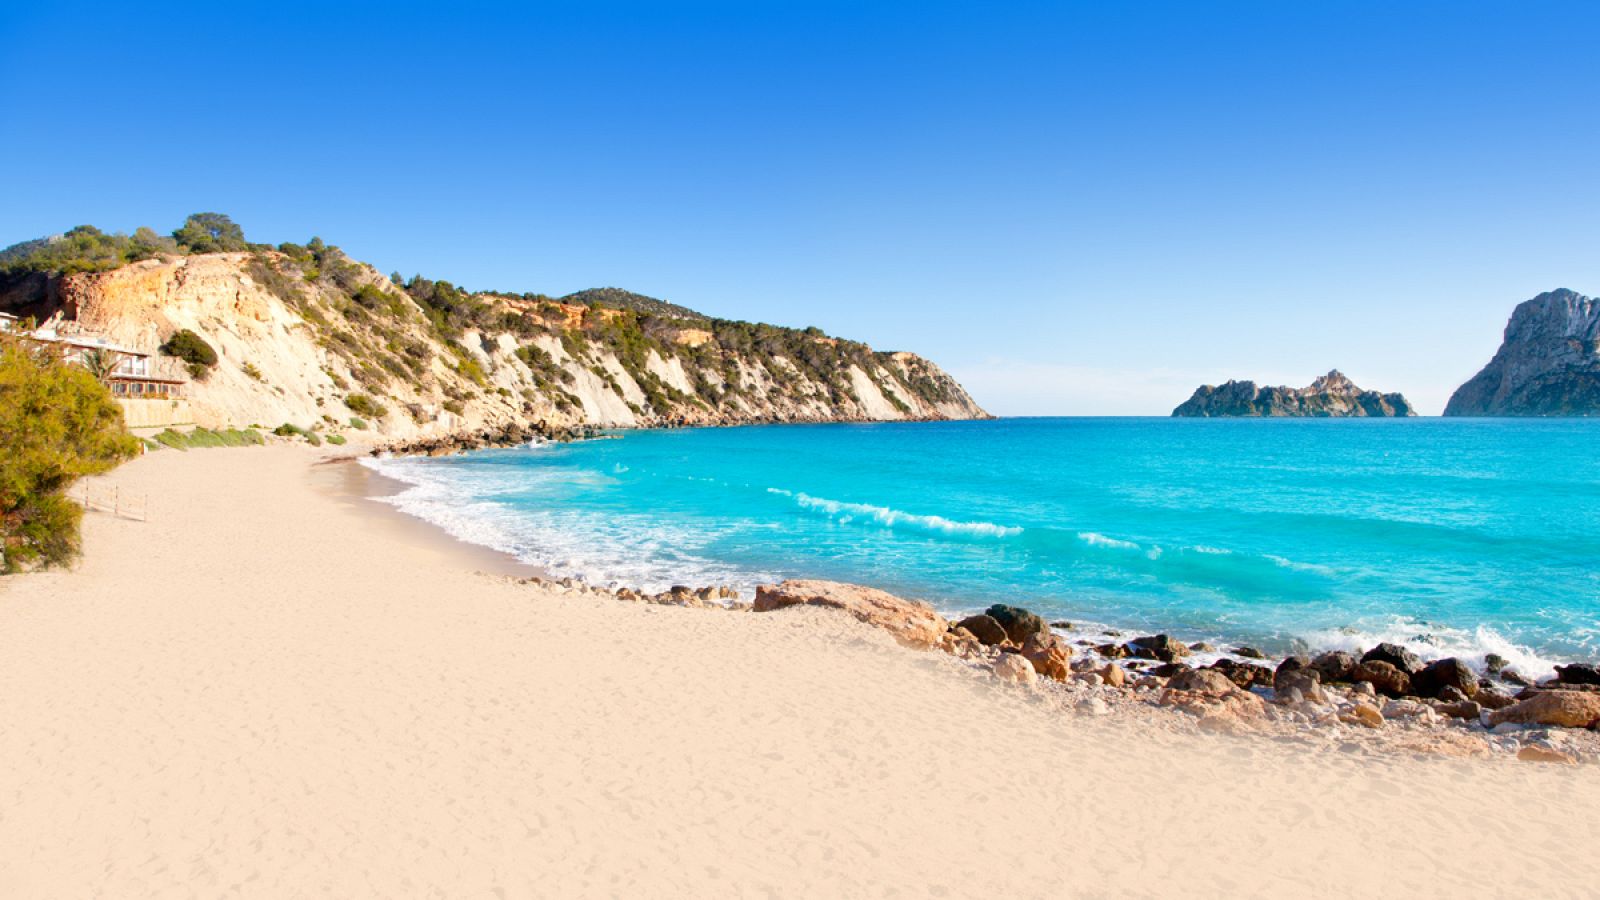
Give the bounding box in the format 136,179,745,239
0,337,141,572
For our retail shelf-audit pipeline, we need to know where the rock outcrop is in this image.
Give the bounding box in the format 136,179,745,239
752,579,949,649
1,248,987,440
1172,370,1415,417
1444,289,1600,416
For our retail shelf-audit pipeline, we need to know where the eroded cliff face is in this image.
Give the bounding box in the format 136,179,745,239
25,252,986,437
1444,289,1600,417
1172,370,1415,417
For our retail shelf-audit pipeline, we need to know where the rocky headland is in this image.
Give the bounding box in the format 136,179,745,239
0,221,988,443
1445,288,1600,416
1172,370,1416,417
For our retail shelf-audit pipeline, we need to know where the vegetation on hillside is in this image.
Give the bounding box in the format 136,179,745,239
0,335,141,573
159,329,219,379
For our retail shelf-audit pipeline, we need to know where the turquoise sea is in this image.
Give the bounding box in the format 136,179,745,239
367,418,1600,675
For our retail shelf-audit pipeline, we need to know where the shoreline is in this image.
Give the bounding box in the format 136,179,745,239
5,444,1600,895
351,447,1600,762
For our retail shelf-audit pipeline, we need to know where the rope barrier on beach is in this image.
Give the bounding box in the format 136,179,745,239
75,483,148,522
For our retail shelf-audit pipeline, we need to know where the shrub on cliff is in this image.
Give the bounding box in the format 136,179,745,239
159,329,219,379
0,336,142,573
172,212,247,254
343,394,386,419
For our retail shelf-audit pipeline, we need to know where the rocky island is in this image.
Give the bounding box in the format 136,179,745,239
1445,288,1600,416
1172,370,1415,417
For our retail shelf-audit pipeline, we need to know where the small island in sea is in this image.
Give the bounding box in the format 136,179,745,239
1172,369,1416,417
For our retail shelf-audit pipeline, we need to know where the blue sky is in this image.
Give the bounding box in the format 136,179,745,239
3,1,1597,414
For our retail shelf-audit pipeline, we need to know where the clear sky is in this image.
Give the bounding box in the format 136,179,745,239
3,1,1597,415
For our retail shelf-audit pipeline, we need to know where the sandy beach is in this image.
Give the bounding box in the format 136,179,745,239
2,444,1598,898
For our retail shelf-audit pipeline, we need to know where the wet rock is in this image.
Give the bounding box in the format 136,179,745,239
1166,668,1237,695
993,653,1038,685
1311,650,1359,683
1274,654,1311,681
985,604,1048,645
1019,631,1073,681
1500,669,1533,687
1555,663,1600,686
1151,662,1191,678
1488,691,1600,729
1130,634,1190,662
1233,646,1266,659
955,614,1009,647
1484,653,1509,675
1437,685,1469,704
1362,642,1423,675
1049,620,1073,629
1189,642,1216,653
1275,670,1325,705
1095,642,1130,659
1351,660,1412,698
1207,658,1273,690
1411,657,1479,700
753,580,949,649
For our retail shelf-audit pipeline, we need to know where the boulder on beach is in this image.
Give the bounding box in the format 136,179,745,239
985,604,1048,645
1166,668,1237,695
1488,691,1600,729
1274,669,1325,704
753,580,948,649
1019,631,1073,680
955,614,1009,646
1362,643,1423,675
993,652,1038,685
1130,634,1189,662
1411,657,1479,700
1207,658,1273,690
1351,660,1412,698
1310,650,1359,683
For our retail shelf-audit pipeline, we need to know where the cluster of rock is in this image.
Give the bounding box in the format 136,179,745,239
1445,288,1600,416
512,574,1599,762
1172,370,1415,417
375,421,609,457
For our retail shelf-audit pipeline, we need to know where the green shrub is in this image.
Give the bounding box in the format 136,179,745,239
1,336,142,572
151,427,265,451
159,329,219,380
349,416,368,430
172,212,247,253
343,394,386,419
325,434,347,446
241,362,263,381
272,423,322,446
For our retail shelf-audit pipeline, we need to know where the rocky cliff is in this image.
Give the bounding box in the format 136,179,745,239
1444,289,1600,417
1172,370,1415,417
1,246,986,438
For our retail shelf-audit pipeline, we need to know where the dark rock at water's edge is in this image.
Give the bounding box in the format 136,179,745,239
1171,370,1416,417
1444,289,1600,416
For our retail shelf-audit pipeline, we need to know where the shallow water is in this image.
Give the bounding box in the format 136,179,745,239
367,418,1600,675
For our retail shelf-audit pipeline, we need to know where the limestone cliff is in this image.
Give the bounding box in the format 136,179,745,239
1444,289,1600,417
2,249,986,437
1172,370,1415,417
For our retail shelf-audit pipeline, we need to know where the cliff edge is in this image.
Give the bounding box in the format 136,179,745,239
1444,289,1600,417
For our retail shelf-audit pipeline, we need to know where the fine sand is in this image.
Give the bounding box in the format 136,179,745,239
2,445,1597,898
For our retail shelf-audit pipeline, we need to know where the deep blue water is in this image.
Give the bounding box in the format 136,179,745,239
368,418,1600,674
